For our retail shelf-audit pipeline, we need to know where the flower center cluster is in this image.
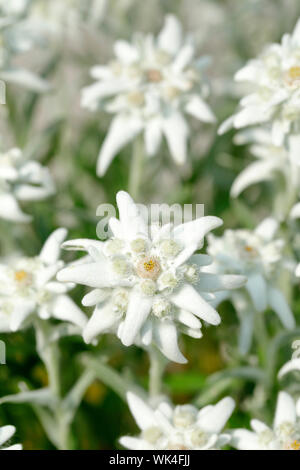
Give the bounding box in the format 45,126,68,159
14,269,32,287
146,68,163,83
136,256,161,280
285,66,300,88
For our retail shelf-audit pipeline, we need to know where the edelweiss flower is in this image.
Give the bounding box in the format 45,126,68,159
0,228,87,332
0,423,22,450
232,391,300,450
82,14,216,175
219,19,300,146
57,191,244,363
120,392,235,450
0,148,55,222
205,218,295,352
230,128,300,199
0,0,49,92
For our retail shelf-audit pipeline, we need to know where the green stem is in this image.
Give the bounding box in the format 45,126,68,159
148,347,166,398
34,319,72,449
128,136,144,200
80,354,147,401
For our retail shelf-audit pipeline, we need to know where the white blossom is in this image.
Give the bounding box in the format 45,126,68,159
119,392,235,450
0,423,22,450
219,19,300,146
0,228,87,332
230,128,300,199
0,148,55,223
57,191,245,363
81,14,216,175
232,391,300,450
0,0,49,92
205,218,295,353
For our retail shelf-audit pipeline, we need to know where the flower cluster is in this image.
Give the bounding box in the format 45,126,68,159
0,148,55,222
232,392,300,450
0,228,86,332
219,19,300,146
82,14,215,175
57,191,245,363
120,392,235,450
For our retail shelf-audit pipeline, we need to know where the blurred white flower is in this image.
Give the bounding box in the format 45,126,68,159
0,148,55,223
206,218,295,352
57,191,244,363
231,128,300,198
0,228,87,333
120,392,235,450
0,0,49,92
219,19,300,146
0,423,22,450
232,391,300,450
82,14,216,175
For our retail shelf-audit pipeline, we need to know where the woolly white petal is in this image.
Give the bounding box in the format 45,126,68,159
10,299,35,331
82,289,109,307
274,391,296,428
114,40,139,64
83,303,120,344
246,273,267,312
61,239,103,252
231,429,261,450
119,436,154,450
116,191,148,239
290,202,300,219
57,261,122,288
0,68,49,92
173,44,194,72
230,160,277,197
158,15,182,55
278,359,300,378
267,286,295,329
145,119,162,156
97,115,143,176
171,284,221,325
127,392,158,430
255,218,278,241
173,216,222,266
197,273,246,292
0,193,31,222
154,320,187,364
197,397,235,434
185,95,216,123
51,295,87,328
250,419,270,433
39,228,67,265
162,112,189,165
0,425,16,447
120,289,152,346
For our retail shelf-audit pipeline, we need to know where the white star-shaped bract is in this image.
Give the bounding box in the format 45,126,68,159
119,392,235,450
57,191,245,363
232,392,300,450
219,19,300,147
0,423,22,450
0,228,87,332
82,14,216,175
205,218,295,352
0,148,55,223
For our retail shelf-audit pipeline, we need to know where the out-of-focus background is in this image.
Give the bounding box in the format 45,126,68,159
1,0,300,449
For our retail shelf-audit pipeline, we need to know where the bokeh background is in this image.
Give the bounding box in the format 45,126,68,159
1,0,300,449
